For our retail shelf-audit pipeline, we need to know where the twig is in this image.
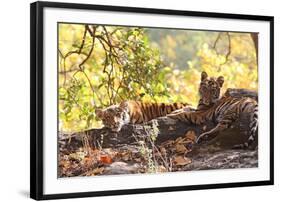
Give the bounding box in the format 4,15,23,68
223,32,232,64
78,25,96,69
213,32,222,49
213,32,232,69
78,27,87,54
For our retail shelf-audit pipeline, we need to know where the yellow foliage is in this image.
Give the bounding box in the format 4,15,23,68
58,24,257,132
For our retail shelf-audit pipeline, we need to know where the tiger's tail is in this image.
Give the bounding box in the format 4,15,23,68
245,104,258,148
234,103,258,149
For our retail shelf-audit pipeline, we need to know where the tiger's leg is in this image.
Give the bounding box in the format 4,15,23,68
196,107,239,144
167,110,205,125
196,122,228,144
166,110,192,123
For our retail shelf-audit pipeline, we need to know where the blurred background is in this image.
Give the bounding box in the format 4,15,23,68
58,24,258,132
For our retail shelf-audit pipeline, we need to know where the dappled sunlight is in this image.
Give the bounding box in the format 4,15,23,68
58,24,257,132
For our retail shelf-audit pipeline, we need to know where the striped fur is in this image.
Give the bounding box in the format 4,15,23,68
96,101,193,132
168,71,258,149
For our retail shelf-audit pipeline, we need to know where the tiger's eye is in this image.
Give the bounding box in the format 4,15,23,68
202,86,207,91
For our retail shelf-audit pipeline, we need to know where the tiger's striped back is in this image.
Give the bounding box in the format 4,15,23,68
127,101,192,124
168,71,258,149
96,100,193,132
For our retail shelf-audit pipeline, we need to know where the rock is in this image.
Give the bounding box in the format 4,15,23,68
103,162,141,175
184,148,258,170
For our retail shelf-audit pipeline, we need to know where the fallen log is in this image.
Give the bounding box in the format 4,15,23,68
59,88,258,152
225,88,258,101
59,117,209,151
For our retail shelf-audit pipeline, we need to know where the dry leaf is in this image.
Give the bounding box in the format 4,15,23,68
175,137,184,144
69,151,87,161
161,140,174,147
174,156,192,166
100,155,113,164
175,144,187,153
84,167,105,176
185,130,196,142
160,147,167,154
157,165,167,172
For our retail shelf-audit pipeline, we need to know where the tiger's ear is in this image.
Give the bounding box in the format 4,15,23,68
201,71,208,81
217,76,224,87
95,108,104,118
119,101,129,111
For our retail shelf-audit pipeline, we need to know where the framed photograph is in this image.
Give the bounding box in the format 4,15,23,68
30,1,274,200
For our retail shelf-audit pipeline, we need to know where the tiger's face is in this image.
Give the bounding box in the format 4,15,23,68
199,71,224,106
95,102,130,132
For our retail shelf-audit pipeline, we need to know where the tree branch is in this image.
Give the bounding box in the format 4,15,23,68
213,32,232,68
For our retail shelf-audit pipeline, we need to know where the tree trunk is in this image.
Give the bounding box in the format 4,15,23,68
251,33,258,65
59,88,258,152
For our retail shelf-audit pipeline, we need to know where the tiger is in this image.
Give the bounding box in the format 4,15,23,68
96,101,194,132
168,71,258,149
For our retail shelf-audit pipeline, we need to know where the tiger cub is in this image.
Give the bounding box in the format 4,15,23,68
168,71,258,149
96,101,193,132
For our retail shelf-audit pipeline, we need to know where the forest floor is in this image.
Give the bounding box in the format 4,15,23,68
59,133,258,177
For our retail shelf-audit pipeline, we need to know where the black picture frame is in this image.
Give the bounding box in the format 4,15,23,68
30,1,274,200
